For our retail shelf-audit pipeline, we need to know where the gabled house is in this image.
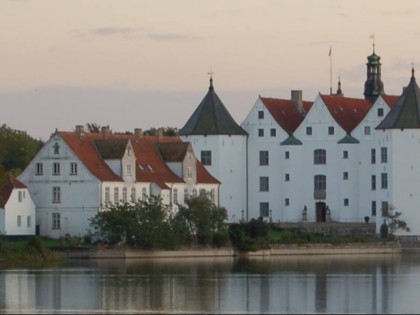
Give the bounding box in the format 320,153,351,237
0,174,35,235
18,127,219,238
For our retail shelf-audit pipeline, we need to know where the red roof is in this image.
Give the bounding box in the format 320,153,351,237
0,174,27,208
58,132,219,188
320,94,372,134
382,95,400,108
260,97,313,135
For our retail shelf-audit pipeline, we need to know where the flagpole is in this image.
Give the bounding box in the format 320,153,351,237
329,46,332,95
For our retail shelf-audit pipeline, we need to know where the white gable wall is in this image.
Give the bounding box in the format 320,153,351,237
3,188,35,235
181,134,246,222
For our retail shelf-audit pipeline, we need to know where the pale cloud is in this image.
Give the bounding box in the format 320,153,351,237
72,27,143,38
147,33,202,42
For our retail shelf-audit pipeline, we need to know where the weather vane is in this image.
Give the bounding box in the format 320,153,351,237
207,69,215,87
370,34,375,52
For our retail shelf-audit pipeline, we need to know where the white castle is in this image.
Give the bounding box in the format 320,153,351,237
17,46,420,238
180,47,420,237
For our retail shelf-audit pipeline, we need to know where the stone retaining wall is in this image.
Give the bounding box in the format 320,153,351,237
58,242,400,259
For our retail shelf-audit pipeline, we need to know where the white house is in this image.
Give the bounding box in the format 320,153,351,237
0,174,36,235
18,127,220,238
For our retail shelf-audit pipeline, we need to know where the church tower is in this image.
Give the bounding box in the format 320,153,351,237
179,77,248,222
364,43,385,103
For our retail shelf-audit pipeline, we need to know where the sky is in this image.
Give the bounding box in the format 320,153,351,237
1,0,420,140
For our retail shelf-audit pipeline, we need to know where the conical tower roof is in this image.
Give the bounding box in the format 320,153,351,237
179,78,247,136
377,68,420,129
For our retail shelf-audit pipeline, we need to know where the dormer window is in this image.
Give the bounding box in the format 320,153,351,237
127,147,132,157
147,164,153,171
53,142,60,155
377,108,384,117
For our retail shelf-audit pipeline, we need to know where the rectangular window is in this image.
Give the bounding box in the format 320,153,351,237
306,126,312,135
314,149,327,165
122,187,127,202
53,142,60,155
173,188,178,204
381,201,389,216
371,149,376,164
17,215,21,228
343,172,348,180
285,151,290,159
344,198,349,206
259,177,269,192
192,189,197,197
187,166,192,178
184,188,189,201
270,128,276,137
258,110,264,119
371,201,377,217
114,187,119,202
52,186,61,203
35,162,43,175
378,108,384,117
259,151,269,166
53,162,60,175
199,189,206,196
18,191,23,202
131,187,136,202
210,189,215,203
285,198,290,206
52,213,61,229
126,164,132,176
70,162,78,175
27,216,31,228
343,150,348,159
328,126,334,135
371,175,376,190
381,173,388,189
258,129,264,137
381,147,387,163
364,126,371,135
285,173,290,182
201,151,212,166
142,187,147,198
105,187,110,202
259,202,269,217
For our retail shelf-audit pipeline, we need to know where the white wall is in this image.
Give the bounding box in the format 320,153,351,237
3,188,35,235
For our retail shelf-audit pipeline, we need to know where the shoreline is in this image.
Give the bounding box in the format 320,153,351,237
55,241,402,259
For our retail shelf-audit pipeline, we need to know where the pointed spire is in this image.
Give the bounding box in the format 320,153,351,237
208,70,214,91
336,76,343,96
411,64,416,82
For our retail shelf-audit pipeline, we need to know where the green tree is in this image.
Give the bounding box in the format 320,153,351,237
175,195,228,246
383,204,410,236
90,196,176,249
144,127,179,136
0,124,43,175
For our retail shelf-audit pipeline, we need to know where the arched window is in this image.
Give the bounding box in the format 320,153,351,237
314,149,326,164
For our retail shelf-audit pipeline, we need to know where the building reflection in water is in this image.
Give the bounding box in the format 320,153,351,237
1,254,420,313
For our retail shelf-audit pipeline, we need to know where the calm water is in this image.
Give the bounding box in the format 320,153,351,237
0,253,420,314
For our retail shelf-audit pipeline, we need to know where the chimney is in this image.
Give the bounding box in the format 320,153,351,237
291,90,304,113
101,126,110,134
134,128,144,138
75,125,84,135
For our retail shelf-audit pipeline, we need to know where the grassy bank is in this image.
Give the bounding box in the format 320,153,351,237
0,236,64,268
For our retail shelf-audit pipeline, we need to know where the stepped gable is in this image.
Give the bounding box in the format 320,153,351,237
378,70,420,129
260,97,313,135
0,174,27,208
377,69,420,129
59,132,219,188
179,78,247,136
320,94,371,134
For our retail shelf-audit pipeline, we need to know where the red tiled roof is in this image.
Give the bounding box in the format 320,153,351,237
320,94,372,134
382,95,400,108
0,174,27,208
260,97,313,135
58,132,219,187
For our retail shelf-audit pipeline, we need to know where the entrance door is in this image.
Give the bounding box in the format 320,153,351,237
316,202,326,222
